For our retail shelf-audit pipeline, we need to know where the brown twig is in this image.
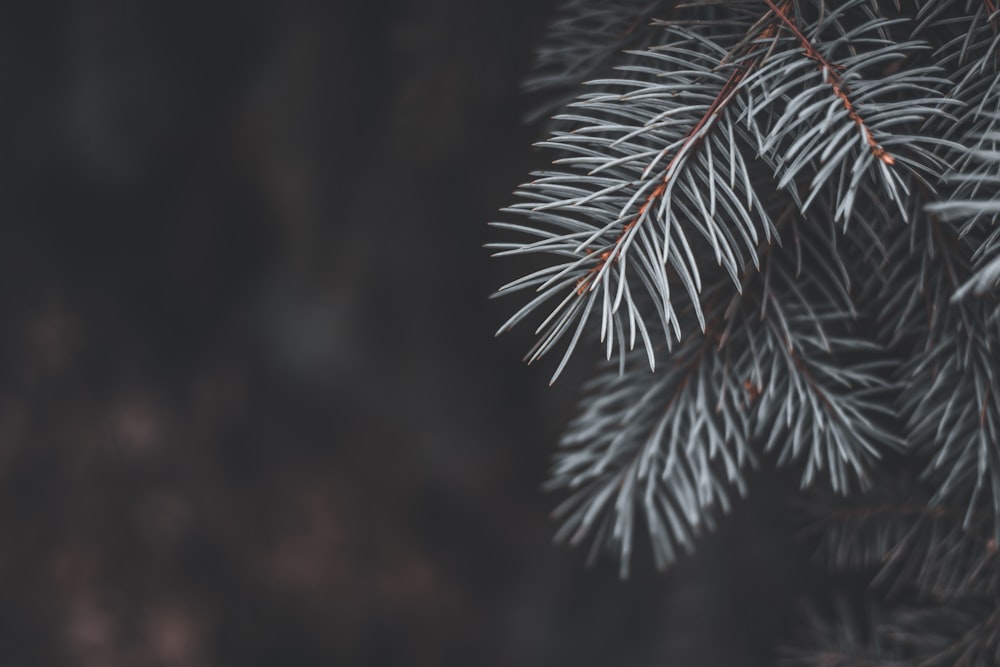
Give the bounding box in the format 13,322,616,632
763,0,895,166
575,5,790,295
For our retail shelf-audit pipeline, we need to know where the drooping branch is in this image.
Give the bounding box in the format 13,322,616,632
575,62,753,295
763,0,895,166
493,18,783,379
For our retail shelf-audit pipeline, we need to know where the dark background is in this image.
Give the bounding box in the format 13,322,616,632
0,2,802,665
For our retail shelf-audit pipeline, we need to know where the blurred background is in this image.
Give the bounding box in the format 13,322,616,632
0,1,803,665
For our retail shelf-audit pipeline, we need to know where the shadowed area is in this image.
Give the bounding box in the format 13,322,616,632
0,2,799,665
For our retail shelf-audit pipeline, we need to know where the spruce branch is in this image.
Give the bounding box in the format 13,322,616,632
884,604,1000,667
495,0,957,378
879,210,1000,538
780,603,902,667
901,309,1000,535
744,0,958,223
494,0,1000,589
546,214,896,574
743,214,901,494
922,0,1000,296
785,602,1000,667
523,0,674,121
801,478,1000,599
492,21,780,380
931,124,1000,297
548,312,754,576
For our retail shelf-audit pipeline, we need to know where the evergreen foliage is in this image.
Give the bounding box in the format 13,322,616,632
492,0,1000,663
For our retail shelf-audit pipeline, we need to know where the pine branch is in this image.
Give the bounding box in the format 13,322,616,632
875,206,1000,538
931,123,1000,297
523,0,675,121
548,309,754,576
801,478,1000,599
744,0,959,223
494,0,957,379
781,603,903,667
493,0,1000,593
786,602,1000,667
546,212,896,574
739,208,901,494
921,1,1000,295
901,309,1000,534
884,604,1000,667
492,20,780,380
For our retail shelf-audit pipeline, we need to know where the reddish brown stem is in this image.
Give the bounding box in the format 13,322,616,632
762,0,894,165
575,3,793,296
575,31,772,294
